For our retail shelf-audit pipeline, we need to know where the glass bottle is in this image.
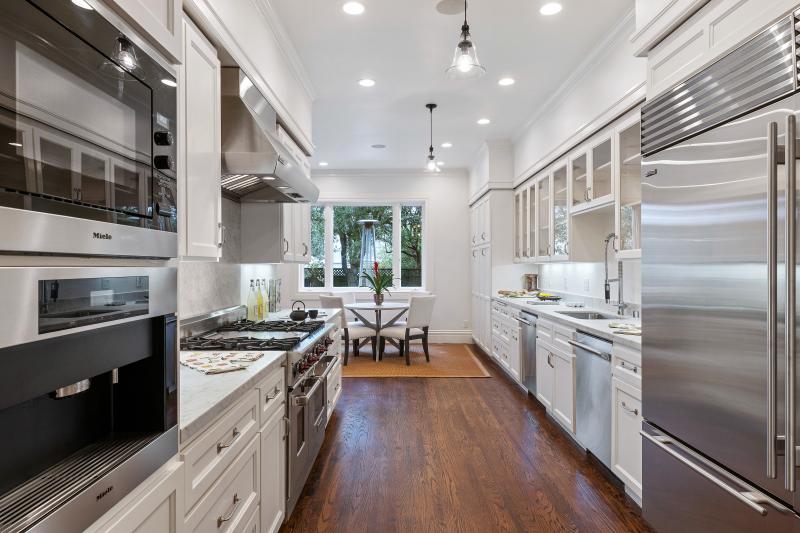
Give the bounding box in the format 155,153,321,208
256,279,264,320
261,279,269,315
247,280,257,321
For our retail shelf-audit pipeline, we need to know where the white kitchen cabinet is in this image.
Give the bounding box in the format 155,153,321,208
85,459,185,533
551,162,569,260
260,408,286,533
536,174,550,259
508,319,521,381
104,0,182,63
612,376,643,500
179,15,222,260
513,190,526,261
241,203,310,264
552,351,575,433
615,110,642,260
536,342,555,411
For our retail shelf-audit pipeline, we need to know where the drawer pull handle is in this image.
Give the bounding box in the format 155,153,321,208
216,427,240,454
217,493,241,527
265,386,280,403
621,401,639,416
620,361,639,373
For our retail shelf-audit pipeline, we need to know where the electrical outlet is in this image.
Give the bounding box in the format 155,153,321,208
101,278,110,290
583,278,590,292
463,320,468,329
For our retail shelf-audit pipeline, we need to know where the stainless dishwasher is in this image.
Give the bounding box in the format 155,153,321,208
571,331,613,469
516,310,537,394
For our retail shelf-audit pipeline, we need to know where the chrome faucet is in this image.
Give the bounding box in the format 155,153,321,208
604,233,627,316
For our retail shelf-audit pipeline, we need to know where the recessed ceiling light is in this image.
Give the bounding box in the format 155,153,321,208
8,142,22,147
342,2,365,15
160,78,177,87
71,0,94,10
371,144,386,149
477,118,491,125
498,77,515,86
358,78,375,88
319,161,329,166
440,142,453,148
539,2,562,16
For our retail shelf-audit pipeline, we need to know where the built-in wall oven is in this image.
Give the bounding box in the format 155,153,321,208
0,0,177,258
0,266,178,532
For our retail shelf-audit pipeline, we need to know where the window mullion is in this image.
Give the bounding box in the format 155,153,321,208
324,205,333,290
393,204,401,288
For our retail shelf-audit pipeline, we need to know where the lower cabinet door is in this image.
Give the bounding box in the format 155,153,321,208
612,377,642,498
241,505,260,533
261,407,287,533
552,352,575,433
535,344,554,410
85,459,185,533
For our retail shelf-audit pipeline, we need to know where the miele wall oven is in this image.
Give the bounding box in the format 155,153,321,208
0,266,178,532
0,0,177,258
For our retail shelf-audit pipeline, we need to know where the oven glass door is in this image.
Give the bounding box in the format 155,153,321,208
0,1,156,224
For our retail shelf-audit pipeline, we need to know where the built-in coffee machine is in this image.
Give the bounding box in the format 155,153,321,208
0,267,177,533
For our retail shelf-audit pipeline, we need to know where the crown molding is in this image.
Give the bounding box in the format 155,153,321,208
312,168,469,180
254,0,317,100
511,8,637,144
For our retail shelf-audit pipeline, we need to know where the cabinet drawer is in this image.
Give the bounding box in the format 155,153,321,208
257,366,286,429
185,435,260,533
241,505,260,533
612,343,642,388
612,377,642,498
537,319,554,344
183,390,260,513
552,324,575,355
327,360,342,411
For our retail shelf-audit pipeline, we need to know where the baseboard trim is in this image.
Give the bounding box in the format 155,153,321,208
430,329,473,343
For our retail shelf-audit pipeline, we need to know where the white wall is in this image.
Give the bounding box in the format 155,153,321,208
507,13,646,308
276,169,472,342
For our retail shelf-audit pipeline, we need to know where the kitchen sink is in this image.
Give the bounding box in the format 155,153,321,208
557,311,619,320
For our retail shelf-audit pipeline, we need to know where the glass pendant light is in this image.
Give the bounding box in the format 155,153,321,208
425,103,441,172
445,0,486,79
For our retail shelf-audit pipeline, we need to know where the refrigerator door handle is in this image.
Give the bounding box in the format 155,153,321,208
641,431,777,516
768,121,779,479
786,113,797,492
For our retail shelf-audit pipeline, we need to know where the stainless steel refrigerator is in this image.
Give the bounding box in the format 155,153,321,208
641,8,800,532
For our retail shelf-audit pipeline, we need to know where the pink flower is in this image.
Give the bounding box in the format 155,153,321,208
374,261,379,275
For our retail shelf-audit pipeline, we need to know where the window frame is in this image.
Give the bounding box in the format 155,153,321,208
299,200,428,293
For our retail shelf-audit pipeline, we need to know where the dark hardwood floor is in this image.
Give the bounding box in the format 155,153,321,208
281,347,649,533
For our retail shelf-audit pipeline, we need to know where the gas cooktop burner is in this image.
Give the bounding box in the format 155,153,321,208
218,319,325,334
180,335,302,352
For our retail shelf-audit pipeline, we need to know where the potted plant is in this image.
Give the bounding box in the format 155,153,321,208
362,261,394,305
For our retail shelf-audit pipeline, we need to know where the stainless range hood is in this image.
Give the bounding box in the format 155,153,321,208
220,68,318,203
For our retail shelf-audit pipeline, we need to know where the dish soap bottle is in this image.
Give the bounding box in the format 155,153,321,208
256,279,264,320
247,280,257,320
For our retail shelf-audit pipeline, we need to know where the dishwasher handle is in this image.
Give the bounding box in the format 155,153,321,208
568,339,611,361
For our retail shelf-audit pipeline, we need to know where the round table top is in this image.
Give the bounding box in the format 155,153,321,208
345,301,409,311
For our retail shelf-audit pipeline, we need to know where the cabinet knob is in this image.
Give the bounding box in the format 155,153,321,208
153,131,174,146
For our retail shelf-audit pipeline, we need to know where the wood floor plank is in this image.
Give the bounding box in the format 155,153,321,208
282,346,650,533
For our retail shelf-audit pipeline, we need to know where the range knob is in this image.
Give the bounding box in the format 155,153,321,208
154,131,174,146
153,155,175,171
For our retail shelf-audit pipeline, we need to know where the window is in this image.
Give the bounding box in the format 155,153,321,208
302,202,425,290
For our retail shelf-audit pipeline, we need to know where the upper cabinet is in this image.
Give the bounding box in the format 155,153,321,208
104,0,182,63
241,203,311,264
179,15,222,260
615,111,642,259
515,106,643,263
184,0,314,154
469,141,515,203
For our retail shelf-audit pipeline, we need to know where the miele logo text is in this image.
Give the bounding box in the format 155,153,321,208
96,486,113,501
92,232,112,240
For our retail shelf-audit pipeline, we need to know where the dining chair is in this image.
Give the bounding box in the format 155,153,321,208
319,295,376,365
378,295,436,365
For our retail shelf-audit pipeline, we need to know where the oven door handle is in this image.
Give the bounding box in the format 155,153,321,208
293,377,323,406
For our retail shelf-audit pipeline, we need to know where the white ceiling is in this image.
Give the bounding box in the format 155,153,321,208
271,0,634,171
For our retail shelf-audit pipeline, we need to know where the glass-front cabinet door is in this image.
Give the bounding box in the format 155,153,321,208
591,136,613,203
615,112,642,258
527,184,537,261
514,190,523,260
570,151,588,210
552,162,568,259
537,174,551,259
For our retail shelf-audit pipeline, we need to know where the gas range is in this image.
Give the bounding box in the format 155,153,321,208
179,319,326,352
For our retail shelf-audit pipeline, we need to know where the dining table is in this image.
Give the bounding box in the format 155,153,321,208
344,301,409,360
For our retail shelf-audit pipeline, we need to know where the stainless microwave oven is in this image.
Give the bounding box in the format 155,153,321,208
0,0,178,258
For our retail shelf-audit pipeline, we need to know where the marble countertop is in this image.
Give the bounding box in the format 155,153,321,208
492,297,641,350
179,308,342,445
